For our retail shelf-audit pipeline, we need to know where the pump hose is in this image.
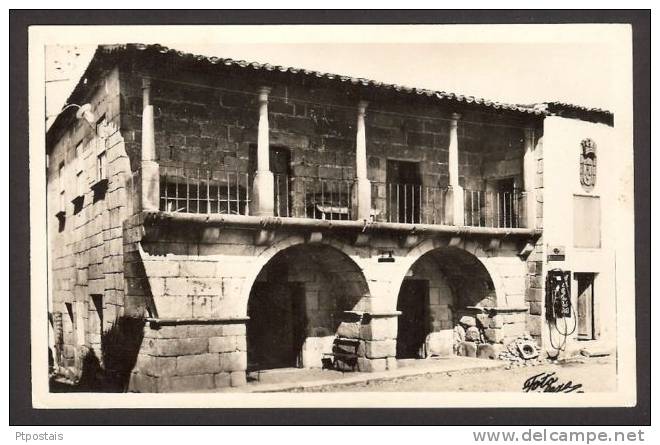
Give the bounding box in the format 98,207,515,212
547,269,577,359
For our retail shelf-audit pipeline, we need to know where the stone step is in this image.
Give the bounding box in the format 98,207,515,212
247,367,334,384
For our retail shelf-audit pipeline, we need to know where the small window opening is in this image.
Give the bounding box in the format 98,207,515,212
91,294,103,331
58,161,65,192
97,151,107,182
65,302,74,324
96,114,107,140
76,170,84,197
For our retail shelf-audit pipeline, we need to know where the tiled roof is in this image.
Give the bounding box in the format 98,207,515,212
128,43,544,115
538,102,614,126
543,101,612,115
533,101,614,126
48,43,615,145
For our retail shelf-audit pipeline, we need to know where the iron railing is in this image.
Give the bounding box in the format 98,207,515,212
463,189,522,228
275,174,354,220
159,166,251,215
372,182,449,225
158,167,524,228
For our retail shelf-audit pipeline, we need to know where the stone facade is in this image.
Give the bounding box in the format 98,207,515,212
46,44,616,392
116,210,533,390
116,49,526,224
47,67,134,373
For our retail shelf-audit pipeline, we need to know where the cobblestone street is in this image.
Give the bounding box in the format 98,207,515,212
286,356,616,393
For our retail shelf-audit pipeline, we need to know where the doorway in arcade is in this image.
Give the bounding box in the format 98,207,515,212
395,247,498,360
248,281,306,370
246,243,369,372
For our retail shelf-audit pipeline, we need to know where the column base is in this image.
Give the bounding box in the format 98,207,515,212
251,170,274,216
141,160,160,212
357,357,388,372
334,311,399,372
352,177,372,221
446,185,464,226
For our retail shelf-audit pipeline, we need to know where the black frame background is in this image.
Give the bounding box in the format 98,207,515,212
9,9,651,426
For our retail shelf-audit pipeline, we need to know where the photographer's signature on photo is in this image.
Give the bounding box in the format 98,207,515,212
522,372,584,393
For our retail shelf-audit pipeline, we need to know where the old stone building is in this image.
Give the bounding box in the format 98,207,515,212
46,44,617,392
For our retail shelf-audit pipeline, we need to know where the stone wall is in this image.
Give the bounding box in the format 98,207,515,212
408,258,455,332
120,210,533,392
123,213,250,390
122,217,383,390
118,66,529,223
129,321,247,392
47,67,134,374
525,131,545,346
479,123,525,185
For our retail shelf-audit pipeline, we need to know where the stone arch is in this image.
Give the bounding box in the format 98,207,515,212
405,239,507,307
243,238,371,371
392,241,504,359
238,235,369,315
410,247,498,307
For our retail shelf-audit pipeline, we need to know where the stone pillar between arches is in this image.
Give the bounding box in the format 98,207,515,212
335,310,400,372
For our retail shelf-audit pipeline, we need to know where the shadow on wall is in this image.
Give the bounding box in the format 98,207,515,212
428,247,497,309
50,316,145,393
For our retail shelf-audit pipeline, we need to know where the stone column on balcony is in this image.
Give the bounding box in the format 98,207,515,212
141,77,160,212
523,127,537,228
447,112,464,225
251,87,274,216
354,100,372,220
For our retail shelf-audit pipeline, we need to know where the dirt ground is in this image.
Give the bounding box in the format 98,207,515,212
289,356,617,392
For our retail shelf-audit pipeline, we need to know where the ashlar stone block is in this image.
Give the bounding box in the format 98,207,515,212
219,351,247,372
151,337,208,357
176,353,222,375
230,371,247,387
358,339,396,359
357,357,387,373
214,372,231,388
360,316,398,341
425,330,454,357
158,374,215,392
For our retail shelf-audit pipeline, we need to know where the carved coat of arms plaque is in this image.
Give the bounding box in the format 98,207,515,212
580,138,597,192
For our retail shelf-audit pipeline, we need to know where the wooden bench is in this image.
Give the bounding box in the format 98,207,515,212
329,338,361,372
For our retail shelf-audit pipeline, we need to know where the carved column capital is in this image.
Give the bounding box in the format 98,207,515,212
258,87,271,103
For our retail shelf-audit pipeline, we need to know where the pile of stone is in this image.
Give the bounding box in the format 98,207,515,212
452,313,546,365
497,334,546,366
453,315,503,360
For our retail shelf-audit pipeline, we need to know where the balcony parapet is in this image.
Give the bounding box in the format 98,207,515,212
155,164,530,227
140,210,542,241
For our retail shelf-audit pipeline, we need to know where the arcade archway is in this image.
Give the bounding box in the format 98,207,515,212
396,247,497,359
246,243,369,371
